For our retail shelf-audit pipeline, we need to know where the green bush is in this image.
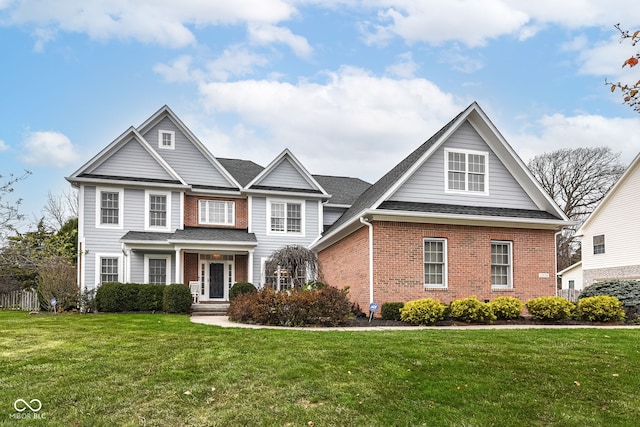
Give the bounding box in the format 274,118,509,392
525,296,575,321
579,280,640,320
489,296,523,320
137,284,166,311
381,302,405,321
228,286,352,326
576,296,625,322
229,281,257,300
400,298,446,325
449,296,496,323
95,282,139,312
163,283,193,314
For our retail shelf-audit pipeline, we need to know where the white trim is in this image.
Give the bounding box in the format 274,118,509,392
423,238,448,288
490,240,513,289
247,249,254,285
444,148,489,195
158,129,175,150
144,254,172,285
95,187,124,230
248,196,253,233
317,200,323,237
144,189,172,231
94,253,123,287
198,199,235,226
178,191,184,230
266,198,305,236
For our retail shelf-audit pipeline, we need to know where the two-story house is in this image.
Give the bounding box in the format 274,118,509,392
66,106,370,302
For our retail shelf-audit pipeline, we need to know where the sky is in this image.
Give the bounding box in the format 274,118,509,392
1,0,640,229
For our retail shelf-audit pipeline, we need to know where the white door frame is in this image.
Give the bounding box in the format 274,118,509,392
199,259,234,301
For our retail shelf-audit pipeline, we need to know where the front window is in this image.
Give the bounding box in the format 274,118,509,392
148,259,167,284
269,201,302,234
424,238,447,287
445,149,488,194
101,191,119,225
199,200,235,226
100,257,119,284
491,241,512,288
593,234,605,254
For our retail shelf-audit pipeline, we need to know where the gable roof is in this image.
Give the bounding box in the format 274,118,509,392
217,158,264,187
577,152,640,235
313,102,571,251
313,175,371,206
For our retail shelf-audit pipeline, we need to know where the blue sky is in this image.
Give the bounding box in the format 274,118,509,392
1,1,640,228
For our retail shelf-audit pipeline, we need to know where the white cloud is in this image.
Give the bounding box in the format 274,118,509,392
248,24,312,58
438,47,484,73
0,139,8,152
385,52,418,78
510,113,640,166
196,66,464,181
205,47,270,81
21,130,80,168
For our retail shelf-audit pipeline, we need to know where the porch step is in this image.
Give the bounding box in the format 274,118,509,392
191,303,229,316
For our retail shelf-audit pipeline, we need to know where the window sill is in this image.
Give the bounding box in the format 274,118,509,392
491,287,514,292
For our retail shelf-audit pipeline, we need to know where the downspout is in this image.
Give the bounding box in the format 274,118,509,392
360,217,374,304
554,230,563,297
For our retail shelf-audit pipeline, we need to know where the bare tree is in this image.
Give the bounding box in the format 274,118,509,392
42,188,78,230
264,245,319,290
528,147,626,270
0,171,31,240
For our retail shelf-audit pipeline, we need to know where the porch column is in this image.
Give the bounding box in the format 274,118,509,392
247,249,254,285
175,248,182,284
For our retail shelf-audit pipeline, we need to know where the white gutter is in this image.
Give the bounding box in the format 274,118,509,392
360,217,374,304
554,230,562,297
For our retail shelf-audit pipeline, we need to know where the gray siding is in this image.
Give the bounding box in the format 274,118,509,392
250,197,321,284
128,252,175,284
90,138,175,181
389,122,538,210
143,117,234,188
259,158,314,190
323,206,346,228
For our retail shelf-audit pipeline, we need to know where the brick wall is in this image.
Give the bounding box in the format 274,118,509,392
184,252,199,283
319,221,557,312
184,195,248,229
235,255,249,283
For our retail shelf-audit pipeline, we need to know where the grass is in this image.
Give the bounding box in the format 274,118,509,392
0,312,639,426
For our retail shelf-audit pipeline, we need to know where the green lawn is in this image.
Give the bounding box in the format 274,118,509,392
1,312,639,426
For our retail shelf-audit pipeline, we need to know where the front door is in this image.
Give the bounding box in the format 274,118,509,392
209,263,224,299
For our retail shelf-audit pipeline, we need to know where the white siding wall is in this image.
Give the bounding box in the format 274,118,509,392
259,159,314,190
389,122,538,210
560,265,583,290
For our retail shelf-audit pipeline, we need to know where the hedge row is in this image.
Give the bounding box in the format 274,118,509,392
94,282,192,313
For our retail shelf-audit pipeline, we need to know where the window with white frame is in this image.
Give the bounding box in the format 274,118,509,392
593,234,605,254
424,238,447,287
199,200,235,226
491,241,512,288
445,149,488,194
99,257,119,284
144,255,171,285
149,194,167,227
97,188,123,228
269,200,303,234
158,130,175,149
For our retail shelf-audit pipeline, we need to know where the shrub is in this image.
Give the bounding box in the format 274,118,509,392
489,296,523,320
449,296,496,323
579,280,640,320
163,283,192,314
137,284,165,311
228,286,352,326
525,296,575,321
576,296,625,322
95,282,139,312
400,298,446,325
381,302,404,321
229,281,257,300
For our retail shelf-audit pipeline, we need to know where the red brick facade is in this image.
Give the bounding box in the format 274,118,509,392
319,220,557,312
235,255,248,282
184,252,199,283
184,195,248,229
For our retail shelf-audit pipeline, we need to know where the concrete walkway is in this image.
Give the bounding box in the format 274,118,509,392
190,315,640,331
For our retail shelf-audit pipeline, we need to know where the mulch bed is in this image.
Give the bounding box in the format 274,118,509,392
345,316,629,327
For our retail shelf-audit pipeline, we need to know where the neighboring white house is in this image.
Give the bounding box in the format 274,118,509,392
576,153,640,287
557,261,583,291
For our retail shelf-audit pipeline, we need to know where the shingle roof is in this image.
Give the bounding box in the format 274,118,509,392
120,231,174,241
378,201,561,220
217,158,264,187
312,175,371,206
121,228,257,244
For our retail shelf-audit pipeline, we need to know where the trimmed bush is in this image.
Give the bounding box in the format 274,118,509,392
229,281,257,300
228,286,352,326
576,296,625,322
449,296,496,323
381,302,405,321
489,296,523,320
95,282,138,312
579,280,640,320
163,283,193,314
525,296,575,321
137,284,166,312
400,298,446,325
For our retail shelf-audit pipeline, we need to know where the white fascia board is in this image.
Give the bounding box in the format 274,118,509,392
68,176,190,190
242,188,328,199
309,209,370,252
170,242,258,251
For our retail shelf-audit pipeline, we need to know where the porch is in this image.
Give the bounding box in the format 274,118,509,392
191,301,230,316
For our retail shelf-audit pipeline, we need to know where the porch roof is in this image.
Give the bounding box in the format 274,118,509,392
121,227,257,245
377,201,561,220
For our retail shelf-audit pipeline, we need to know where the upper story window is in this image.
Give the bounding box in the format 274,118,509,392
593,234,605,254
158,130,175,150
145,190,171,231
269,200,303,234
199,200,235,226
445,148,488,194
491,241,513,288
97,187,124,229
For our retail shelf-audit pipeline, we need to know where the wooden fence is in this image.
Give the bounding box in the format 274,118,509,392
558,289,582,302
0,289,40,311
